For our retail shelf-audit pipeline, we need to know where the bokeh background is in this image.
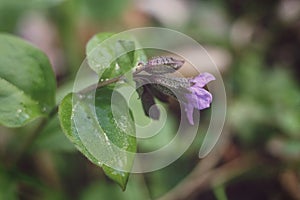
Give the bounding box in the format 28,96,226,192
0,0,300,199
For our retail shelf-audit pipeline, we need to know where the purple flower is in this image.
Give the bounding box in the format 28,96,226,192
184,73,215,125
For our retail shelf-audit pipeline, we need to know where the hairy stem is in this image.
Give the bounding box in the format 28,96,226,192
79,75,124,94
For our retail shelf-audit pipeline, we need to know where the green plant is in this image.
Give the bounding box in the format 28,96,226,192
0,32,214,191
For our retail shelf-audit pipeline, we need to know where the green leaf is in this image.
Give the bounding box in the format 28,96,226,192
58,87,136,190
0,34,56,127
86,32,115,54
115,40,135,72
86,32,147,79
133,48,148,65
86,32,117,78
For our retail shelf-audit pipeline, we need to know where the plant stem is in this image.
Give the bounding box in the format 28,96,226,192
78,63,152,95
78,75,124,94
213,184,228,200
133,64,147,75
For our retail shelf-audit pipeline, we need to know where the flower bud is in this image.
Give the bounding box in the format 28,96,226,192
143,56,184,74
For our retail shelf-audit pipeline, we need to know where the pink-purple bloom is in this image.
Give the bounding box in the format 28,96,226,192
184,73,215,125
134,56,215,125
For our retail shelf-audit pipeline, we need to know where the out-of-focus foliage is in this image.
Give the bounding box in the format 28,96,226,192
230,51,300,145
0,168,18,200
81,0,129,21
32,115,75,152
0,0,64,32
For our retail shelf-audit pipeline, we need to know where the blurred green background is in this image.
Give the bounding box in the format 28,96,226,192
0,0,300,199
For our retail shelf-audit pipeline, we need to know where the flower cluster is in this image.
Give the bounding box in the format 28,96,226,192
134,56,215,125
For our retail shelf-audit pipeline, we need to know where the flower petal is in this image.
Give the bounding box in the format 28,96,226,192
191,72,215,88
183,102,195,125
194,88,213,110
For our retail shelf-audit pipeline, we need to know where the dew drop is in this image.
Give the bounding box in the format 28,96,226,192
115,63,120,70
23,113,30,120
42,107,47,113
116,115,129,132
78,94,85,100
